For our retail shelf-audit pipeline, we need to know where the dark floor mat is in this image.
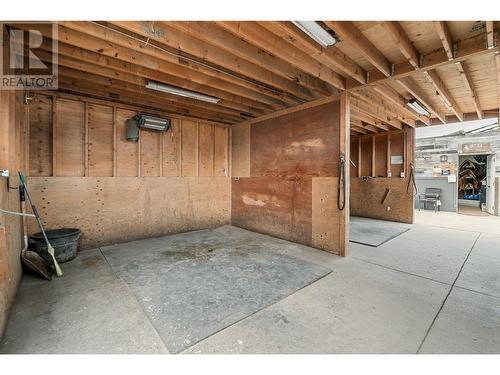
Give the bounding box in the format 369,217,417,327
350,217,410,247
101,230,331,353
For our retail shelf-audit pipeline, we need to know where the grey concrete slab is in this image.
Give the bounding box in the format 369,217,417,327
101,228,331,353
420,287,500,354
0,250,167,354
350,225,479,284
456,233,500,298
350,217,410,247
184,258,450,354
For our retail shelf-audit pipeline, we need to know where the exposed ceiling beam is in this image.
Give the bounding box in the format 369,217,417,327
434,21,479,120
423,70,464,121
54,22,301,107
348,33,498,89
325,21,392,77
257,21,366,84
350,96,403,130
372,84,431,125
381,22,420,69
434,21,454,60
397,77,446,123
354,89,416,127
162,21,336,97
486,21,495,49
105,21,322,102
456,62,483,119
214,21,346,91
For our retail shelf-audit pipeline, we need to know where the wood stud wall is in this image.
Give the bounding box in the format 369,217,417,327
28,94,230,179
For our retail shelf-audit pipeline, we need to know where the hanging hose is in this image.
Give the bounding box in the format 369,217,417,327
337,152,346,211
407,162,418,197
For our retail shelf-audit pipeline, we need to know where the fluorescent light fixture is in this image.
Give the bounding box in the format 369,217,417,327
137,114,171,131
292,21,337,47
146,81,220,104
407,99,430,117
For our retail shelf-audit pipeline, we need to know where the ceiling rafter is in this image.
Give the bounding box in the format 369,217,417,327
434,21,480,119
214,21,347,91
105,21,323,102
381,22,420,69
161,21,336,97
324,21,392,77
348,32,499,89
397,77,446,123
54,22,301,107
256,21,366,84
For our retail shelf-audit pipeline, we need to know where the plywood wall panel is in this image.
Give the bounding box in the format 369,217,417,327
55,98,85,176
181,120,198,177
231,177,312,245
115,108,138,177
27,177,231,249
140,130,161,177
28,95,52,176
214,126,229,177
198,123,214,177
311,177,343,255
350,177,414,223
162,119,180,177
250,102,339,178
231,123,250,177
87,103,113,177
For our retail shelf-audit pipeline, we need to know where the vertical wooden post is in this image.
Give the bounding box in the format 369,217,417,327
178,119,183,177
371,135,376,177
387,132,391,177
84,102,89,177
339,91,350,257
357,138,362,177
52,96,57,177
112,106,117,177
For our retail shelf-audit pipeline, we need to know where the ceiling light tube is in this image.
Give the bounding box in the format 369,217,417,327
407,99,430,117
146,81,220,104
292,21,337,47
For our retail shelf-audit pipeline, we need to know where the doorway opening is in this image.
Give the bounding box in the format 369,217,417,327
457,154,494,216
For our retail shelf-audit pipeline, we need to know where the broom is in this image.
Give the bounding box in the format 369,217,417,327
18,172,63,277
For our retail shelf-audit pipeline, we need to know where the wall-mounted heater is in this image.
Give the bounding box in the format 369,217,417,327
126,113,171,142
407,99,430,116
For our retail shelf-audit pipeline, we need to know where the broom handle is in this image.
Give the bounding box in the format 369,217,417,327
19,174,49,244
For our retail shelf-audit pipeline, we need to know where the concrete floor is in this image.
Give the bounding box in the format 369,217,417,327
1,212,499,354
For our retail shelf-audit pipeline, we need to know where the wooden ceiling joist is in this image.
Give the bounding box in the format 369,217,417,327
166,21,337,96
85,21,321,102
372,84,431,125
53,22,301,108
397,77,447,124
325,21,392,77
423,69,464,121
381,22,420,69
256,21,367,84
486,21,495,49
349,32,499,89
434,21,480,119
214,22,347,91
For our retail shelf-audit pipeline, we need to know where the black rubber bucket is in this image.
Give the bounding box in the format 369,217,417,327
28,228,81,264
